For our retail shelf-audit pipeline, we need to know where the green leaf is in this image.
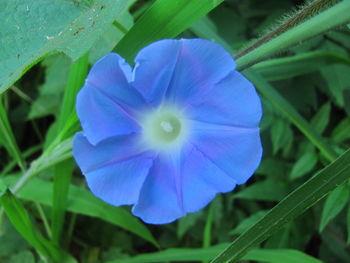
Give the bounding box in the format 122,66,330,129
3,176,158,247
331,118,350,144
230,211,268,235
190,16,234,54
106,244,323,263
0,190,62,261
321,64,350,108
6,250,35,263
310,102,331,135
244,70,338,162
89,4,135,63
28,54,71,119
12,138,73,193
347,205,350,244
51,160,74,246
319,183,350,232
177,211,203,239
236,1,350,70
270,118,293,154
253,51,350,81
211,148,350,263
0,0,131,93
57,53,88,130
0,100,25,171
114,0,223,62
233,179,288,202
290,151,318,180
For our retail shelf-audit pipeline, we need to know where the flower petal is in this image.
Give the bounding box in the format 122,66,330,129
165,38,236,105
132,39,180,106
189,121,262,184
132,39,235,107
73,133,155,206
76,83,141,145
86,53,145,110
185,71,262,128
132,154,185,224
181,144,237,213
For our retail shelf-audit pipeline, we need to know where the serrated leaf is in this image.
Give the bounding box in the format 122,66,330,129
319,183,350,232
0,0,130,93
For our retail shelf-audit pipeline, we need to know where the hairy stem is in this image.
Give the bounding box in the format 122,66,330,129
235,0,338,59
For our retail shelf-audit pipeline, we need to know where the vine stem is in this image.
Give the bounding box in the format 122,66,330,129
235,0,337,59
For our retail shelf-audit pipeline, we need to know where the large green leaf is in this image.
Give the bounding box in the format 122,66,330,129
2,176,158,247
0,0,130,93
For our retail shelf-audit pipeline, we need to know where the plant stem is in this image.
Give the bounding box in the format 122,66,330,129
235,0,337,59
236,0,350,70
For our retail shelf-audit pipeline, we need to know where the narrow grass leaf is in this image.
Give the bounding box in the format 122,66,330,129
211,148,350,263
51,52,88,247
0,100,25,171
51,160,74,246
0,190,61,261
252,50,350,81
114,0,223,62
57,53,88,130
106,244,322,263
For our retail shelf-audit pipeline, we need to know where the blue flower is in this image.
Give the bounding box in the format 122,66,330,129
73,39,262,224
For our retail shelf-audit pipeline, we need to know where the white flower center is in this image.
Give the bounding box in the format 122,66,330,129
160,121,174,133
141,106,188,151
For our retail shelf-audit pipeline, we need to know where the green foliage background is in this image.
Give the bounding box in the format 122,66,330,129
0,0,350,262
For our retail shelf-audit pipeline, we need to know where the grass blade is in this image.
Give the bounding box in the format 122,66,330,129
211,148,350,263
57,53,88,130
114,0,223,62
0,99,25,171
252,50,350,81
51,52,88,246
0,190,62,261
106,244,322,263
51,160,74,246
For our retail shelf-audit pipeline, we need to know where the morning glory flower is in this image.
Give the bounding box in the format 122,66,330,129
73,39,262,224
